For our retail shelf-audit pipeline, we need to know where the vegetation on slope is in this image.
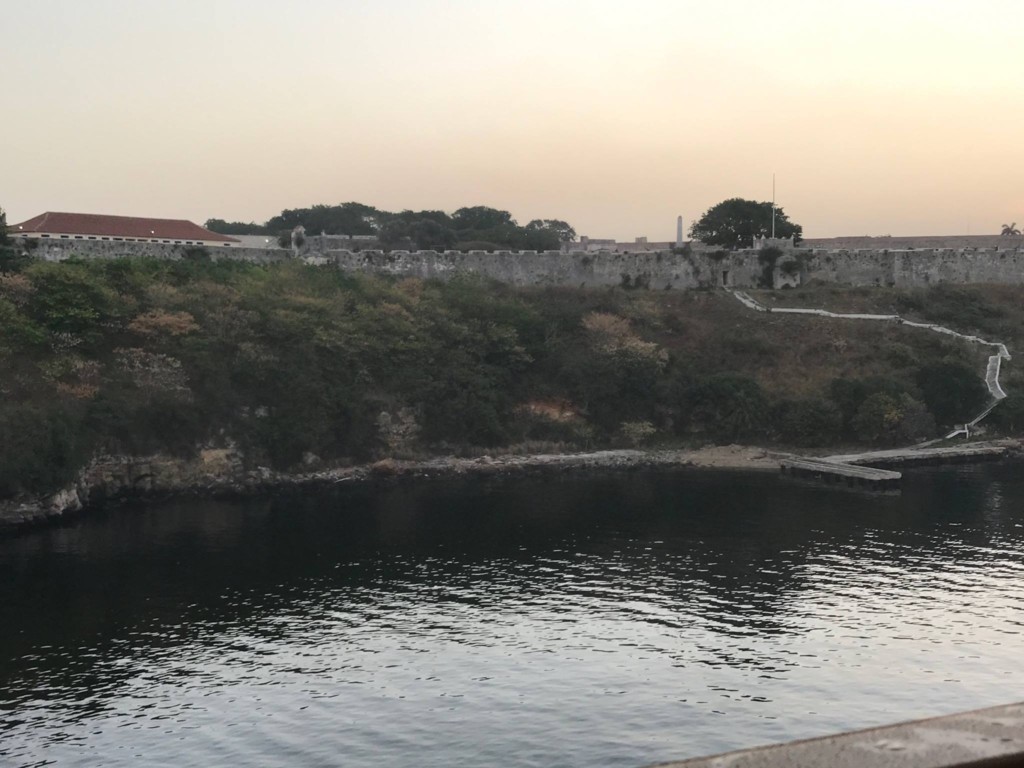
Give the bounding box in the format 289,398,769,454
0,252,1009,499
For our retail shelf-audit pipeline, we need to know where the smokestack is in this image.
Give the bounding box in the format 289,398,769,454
676,215,683,247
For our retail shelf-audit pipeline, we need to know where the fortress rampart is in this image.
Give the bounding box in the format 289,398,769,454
14,237,1024,291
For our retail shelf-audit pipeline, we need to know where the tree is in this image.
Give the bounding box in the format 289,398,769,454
526,219,576,243
989,391,1024,432
0,207,30,272
379,217,457,251
515,227,560,251
1001,222,1021,236
452,206,515,231
204,219,267,235
690,198,802,249
386,209,455,228
688,373,768,440
852,392,934,444
828,376,910,437
915,361,988,426
773,397,842,446
265,203,380,235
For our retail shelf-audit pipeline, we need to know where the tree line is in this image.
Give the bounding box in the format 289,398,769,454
206,203,576,252
209,197,803,251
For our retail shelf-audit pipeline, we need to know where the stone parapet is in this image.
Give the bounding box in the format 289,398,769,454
10,237,1024,291
651,700,1024,768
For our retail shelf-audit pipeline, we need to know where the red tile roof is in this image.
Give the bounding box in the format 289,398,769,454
10,212,239,243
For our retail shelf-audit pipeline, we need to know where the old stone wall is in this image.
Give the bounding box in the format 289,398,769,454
19,239,291,264
794,247,1024,288
804,234,1024,250
892,248,1024,286
328,249,705,289
11,236,1024,291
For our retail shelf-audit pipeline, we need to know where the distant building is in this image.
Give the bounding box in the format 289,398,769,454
220,233,382,250
752,235,797,250
228,234,280,249
565,235,676,253
9,212,240,246
575,236,618,252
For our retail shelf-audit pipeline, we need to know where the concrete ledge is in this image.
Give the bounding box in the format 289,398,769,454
650,702,1024,768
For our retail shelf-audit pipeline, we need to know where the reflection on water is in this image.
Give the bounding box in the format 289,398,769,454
1,465,1023,767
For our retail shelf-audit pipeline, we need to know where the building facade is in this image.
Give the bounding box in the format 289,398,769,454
10,212,240,247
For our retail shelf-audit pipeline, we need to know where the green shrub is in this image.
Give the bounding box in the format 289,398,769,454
828,376,908,438
773,398,842,446
915,361,988,427
24,262,124,343
852,392,934,444
989,392,1024,432
687,373,768,441
0,256,1015,496
619,420,658,447
0,403,87,497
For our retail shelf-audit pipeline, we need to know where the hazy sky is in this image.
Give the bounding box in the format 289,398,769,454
5,0,1024,240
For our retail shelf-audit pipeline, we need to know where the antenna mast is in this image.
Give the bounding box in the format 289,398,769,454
771,173,776,239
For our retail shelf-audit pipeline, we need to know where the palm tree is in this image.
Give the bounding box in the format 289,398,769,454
1001,222,1021,236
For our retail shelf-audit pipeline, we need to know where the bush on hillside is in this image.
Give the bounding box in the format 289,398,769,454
0,255,1018,498
915,361,989,427
773,397,843,446
687,374,768,441
852,392,934,444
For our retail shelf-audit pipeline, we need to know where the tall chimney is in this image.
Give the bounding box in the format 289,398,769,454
675,216,683,247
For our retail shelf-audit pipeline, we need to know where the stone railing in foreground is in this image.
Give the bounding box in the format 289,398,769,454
650,700,1024,768
730,291,1011,439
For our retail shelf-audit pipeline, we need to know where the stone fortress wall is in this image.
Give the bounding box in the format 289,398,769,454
803,234,1024,250
15,236,1024,291
20,238,292,265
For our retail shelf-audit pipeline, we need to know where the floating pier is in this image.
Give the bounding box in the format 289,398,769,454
823,441,1013,468
781,440,1018,492
780,458,902,490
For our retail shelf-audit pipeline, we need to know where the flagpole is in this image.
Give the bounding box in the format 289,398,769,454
772,173,776,239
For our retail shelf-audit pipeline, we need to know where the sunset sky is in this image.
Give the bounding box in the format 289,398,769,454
5,0,1024,240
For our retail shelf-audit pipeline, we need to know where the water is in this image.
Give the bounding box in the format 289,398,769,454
1,465,1023,768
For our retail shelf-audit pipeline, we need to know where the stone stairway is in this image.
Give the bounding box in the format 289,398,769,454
728,289,1014,488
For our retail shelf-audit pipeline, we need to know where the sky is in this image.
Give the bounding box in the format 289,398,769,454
4,0,1024,240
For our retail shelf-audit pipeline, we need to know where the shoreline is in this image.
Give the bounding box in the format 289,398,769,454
2,440,1018,536
0,445,782,535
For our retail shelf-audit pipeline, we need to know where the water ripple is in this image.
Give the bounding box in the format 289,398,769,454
2,466,1024,767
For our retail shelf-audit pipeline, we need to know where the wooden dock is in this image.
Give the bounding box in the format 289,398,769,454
780,440,1018,492
780,458,902,490
823,441,1014,468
